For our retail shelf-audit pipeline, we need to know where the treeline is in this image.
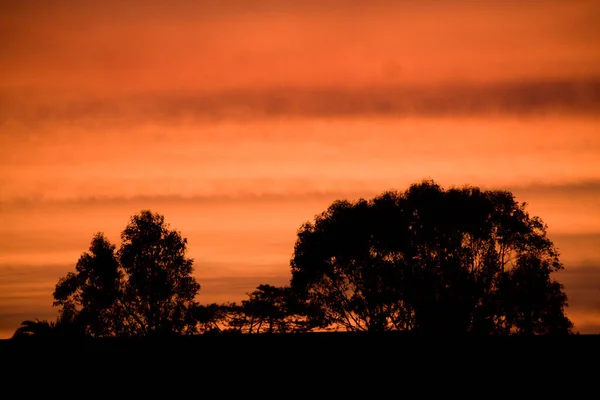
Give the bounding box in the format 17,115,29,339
13,180,574,337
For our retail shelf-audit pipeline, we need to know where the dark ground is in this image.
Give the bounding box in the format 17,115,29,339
2,331,597,355
0,332,596,394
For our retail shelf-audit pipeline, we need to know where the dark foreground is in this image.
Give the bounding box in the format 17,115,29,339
1,332,596,393
2,331,598,355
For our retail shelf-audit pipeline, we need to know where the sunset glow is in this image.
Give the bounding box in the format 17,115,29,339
1,0,600,337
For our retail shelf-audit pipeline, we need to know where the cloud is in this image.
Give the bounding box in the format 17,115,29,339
573,323,600,335
558,267,600,306
135,79,600,119
3,79,600,127
549,233,600,268
0,189,367,210
550,264,600,334
505,180,600,197
0,177,598,206
2,0,599,95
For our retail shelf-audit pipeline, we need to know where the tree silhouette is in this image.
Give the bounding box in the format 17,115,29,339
290,180,573,335
12,315,86,338
118,211,200,336
53,233,121,337
192,303,234,334
51,210,201,337
191,285,321,334
226,284,313,333
12,319,56,338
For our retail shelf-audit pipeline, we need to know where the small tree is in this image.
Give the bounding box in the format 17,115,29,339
192,285,321,334
12,319,56,338
52,210,201,337
118,211,200,336
192,303,233,334
53,233,121,337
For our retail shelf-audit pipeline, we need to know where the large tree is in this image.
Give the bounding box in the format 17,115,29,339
52,210,201,337
290,180,573,335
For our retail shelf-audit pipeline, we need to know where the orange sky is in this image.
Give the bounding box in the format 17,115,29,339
1,0,600,337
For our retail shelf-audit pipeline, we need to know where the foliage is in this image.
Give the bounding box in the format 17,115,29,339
14,180,575,338
12,319,57,338
118,211,200,336
51,210,201,337
53,233,121,336
192,285,321,334
290,180,573,334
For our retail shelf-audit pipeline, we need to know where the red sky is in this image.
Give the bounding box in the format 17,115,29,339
1,0,600,337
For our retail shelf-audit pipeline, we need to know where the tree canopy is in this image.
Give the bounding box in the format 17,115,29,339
53,232,121,337
14,180,576,338
290,180,573,335
52,210,201,337
191,284,319,334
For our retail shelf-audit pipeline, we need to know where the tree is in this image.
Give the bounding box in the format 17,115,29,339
12,316,86,338
234,285,293,333
290,180,573,335
51,210,201,337
192,303,233,334
53,233,121,337
227,285,314,334
118,211,200,336
191,285,321,334
12,319,56,338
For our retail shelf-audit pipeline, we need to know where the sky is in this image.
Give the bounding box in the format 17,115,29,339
1,0,600,337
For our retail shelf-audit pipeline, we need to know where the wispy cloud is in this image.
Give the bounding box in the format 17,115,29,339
3,79,600,127
557,266,600,333
2,115,600,206
2,179,600,210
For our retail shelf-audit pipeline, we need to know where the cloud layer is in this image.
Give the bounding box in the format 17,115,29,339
3,80,600,127
2,1,599,93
